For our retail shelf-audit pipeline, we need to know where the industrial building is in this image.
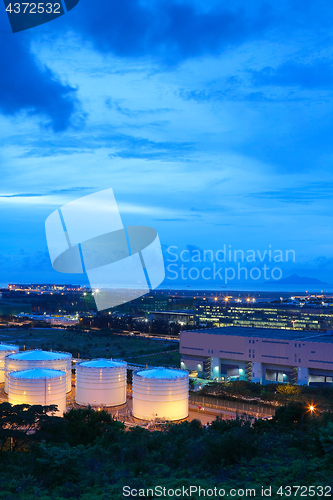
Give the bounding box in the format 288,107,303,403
196,301,333,331
180,326,333,386
146,310,194,325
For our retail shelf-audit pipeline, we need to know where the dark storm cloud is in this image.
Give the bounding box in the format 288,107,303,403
0,11,79,131
0,0,332,129
66,0,273,64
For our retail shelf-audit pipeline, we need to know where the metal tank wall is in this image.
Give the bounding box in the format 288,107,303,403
75,359,127,406
5,350,72,393
133,368,189,421
7,368,67,416
0,344,19,383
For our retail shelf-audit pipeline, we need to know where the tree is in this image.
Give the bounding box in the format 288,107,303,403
63,407,124,446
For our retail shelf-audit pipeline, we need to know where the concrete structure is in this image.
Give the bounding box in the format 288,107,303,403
7,368,67,416
180,327,333,386
0,344,19,383
146,310,194,325
16,314,79,325
5,349,72,393
133,367,189,421
196,301,333,331
75,359,127,407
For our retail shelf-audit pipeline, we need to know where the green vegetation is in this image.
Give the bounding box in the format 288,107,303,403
198,380,333,410
0,328,179,367
0,402,332,499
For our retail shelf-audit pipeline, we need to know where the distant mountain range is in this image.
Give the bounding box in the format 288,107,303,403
264,273,329,285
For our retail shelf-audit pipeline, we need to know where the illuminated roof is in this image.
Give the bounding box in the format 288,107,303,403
181,326,333,343
7,349,71,361
9,368,66,379
78,359,126,368
0,344,18,351
136,367,188,379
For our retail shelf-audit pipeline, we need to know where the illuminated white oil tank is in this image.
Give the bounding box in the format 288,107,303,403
0,344,19,383
76,359,127,407
5,350,72,393
7,368,67,416
133,368,189,421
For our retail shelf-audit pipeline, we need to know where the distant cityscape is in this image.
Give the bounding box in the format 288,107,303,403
2,284,333,332
0,283,332,389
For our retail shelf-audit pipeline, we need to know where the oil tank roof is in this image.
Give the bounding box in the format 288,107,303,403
79,359,126,368
0,344,18,351
8,349,71,361
136,368,188,379
9,368,66,379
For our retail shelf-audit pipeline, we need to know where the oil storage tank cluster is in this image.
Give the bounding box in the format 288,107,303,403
5,349,72,393
133,367,189,421
2,345,190,420
7,368,66,416
0,344,19,383
76,359,127,407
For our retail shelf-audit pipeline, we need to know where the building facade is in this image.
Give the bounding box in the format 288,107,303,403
180,326,333,386
195,302,333,331
146,310,194,325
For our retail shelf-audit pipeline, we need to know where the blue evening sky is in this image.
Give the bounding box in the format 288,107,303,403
0,0,332,288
